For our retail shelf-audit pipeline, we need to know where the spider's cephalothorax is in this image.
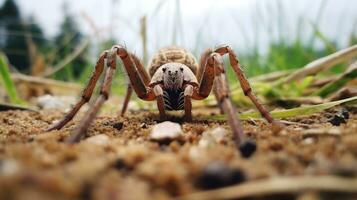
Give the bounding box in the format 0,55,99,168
150,63,198,110
148,46,198,110
47,44,282,156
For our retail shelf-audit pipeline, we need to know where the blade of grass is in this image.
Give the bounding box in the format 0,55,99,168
308,0,329,48
277,45,357,85
0,103,37,112
176,175,357,200
0,53,23,104
309,21,336,53
207,96,357,120
314,61,357,97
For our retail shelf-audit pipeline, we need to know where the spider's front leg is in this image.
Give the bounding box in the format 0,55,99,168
66,46,156,143
214,45,282,128
65,48,118,143
46,51,108,131
192,53,246,147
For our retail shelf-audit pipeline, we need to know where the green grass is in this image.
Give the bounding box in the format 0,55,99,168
206,96,357,121
0,53,23,104
17,0,355,101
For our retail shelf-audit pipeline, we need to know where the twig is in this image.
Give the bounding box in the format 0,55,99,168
11,73,81,95
250,70,293,82
0,103,37,112
176,176,357,200
277,45,357,85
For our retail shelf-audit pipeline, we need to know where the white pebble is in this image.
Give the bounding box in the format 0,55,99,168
37,95,76,110
0,159,19,176
199,127,227,148
85,134,109,145
150,121,182,141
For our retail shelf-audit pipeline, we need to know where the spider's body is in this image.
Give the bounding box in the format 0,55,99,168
47,44,281,154
148,46,198,76
149,47,199,110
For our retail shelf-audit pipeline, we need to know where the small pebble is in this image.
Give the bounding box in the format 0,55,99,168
199,127,228,148
239,139,257,158
112,122,124,130
196,161,246,189
37,95,75,109
341,108,349,119
150,121,183,141
140,123,147,128
332,165,357,178
303,138,315,145
0,159,19,176
85,134,109,145
113,158,132,171
328,114,346,126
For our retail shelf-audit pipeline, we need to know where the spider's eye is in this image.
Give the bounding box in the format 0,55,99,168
180,67,184,72
162,67,166,73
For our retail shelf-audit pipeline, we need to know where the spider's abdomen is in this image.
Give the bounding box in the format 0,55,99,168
163,88,185,111
148,46,198,77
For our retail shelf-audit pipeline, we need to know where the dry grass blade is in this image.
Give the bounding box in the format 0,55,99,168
176,176,357,200
302,127,341,138
206,96,357,121
278,44,357,85
314,60,357,97
250,70,293,82
11,73,81,97
0,103,37,112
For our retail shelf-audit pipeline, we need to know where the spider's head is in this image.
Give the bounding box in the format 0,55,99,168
161,63,185,90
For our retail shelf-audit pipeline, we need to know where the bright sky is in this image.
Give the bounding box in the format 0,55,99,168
2,0,357,56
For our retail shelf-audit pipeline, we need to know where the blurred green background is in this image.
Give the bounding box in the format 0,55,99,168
0,0,356,102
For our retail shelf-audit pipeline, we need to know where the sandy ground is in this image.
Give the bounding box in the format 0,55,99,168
0,106,356,200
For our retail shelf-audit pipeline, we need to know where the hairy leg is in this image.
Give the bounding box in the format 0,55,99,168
183,85,193,121
197,48,213,82
119,53,150,116
215,45,279,126
47,51,108,131
194,51,257,156
211,54,245,146
66,46,156,143
119,84,133,116
66,48,118,143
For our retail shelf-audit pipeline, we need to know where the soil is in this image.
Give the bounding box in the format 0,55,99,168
0,106,356,200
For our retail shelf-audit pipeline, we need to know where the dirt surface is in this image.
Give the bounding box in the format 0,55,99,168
0,107,356,200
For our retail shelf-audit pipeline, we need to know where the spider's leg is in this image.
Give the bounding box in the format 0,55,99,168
215,45,282,128
46,51,108,131
153,85,166,120
210,54,245,146
196,48,224,114
193,52,255,155
191,53,217,100
119,84,133,116
183,85,193,121
66,46,157,143
212,84,224,114
197,48,213,81
114,45,155,101
192,51,245,142
119,53,151,116
66,48,118,143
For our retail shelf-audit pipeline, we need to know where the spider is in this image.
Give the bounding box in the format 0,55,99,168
47,45,281,155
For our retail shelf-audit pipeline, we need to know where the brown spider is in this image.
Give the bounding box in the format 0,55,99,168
47,45,281,156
